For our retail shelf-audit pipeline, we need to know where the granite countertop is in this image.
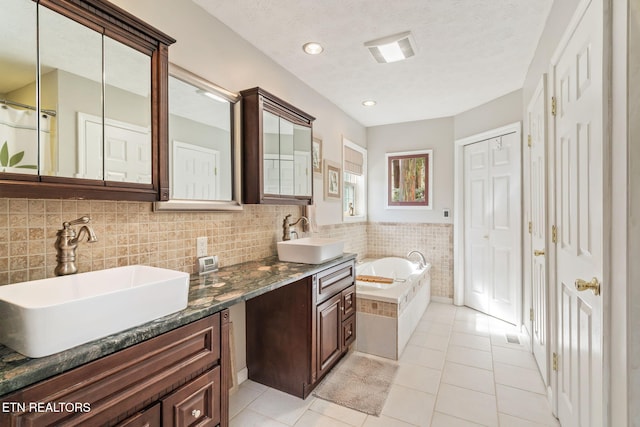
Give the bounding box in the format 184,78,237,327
0,253,356,397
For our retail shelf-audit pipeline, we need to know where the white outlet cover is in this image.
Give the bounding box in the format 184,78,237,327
196,237,208,257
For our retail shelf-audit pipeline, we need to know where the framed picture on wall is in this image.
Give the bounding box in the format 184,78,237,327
386,149,433,209
312,137,323,175
324,160,341,200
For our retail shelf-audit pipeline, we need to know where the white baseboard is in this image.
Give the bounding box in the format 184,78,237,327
237,367,248,385
431,296,454,304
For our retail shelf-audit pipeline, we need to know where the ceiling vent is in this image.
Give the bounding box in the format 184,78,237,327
365,31,416,63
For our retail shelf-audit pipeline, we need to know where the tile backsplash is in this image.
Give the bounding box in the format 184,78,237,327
0,199,302,285
367,222,453,299
0,199,451,299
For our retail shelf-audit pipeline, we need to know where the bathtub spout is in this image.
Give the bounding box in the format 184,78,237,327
407,250,427,269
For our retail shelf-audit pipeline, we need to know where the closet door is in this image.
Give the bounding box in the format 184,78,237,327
464,134,521,324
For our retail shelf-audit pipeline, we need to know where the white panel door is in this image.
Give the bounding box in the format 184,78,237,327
172,140,219,200
77,113,151,183
464,141,490,314
553,0,604,425
464,134,521,324
529,75,549,386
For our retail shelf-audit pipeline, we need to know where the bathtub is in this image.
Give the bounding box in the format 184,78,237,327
355,257,431,360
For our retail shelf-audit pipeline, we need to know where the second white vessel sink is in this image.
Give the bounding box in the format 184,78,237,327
0,265,189,358
277,237,344,264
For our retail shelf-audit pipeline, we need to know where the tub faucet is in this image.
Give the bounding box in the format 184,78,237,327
282,214,308,241
54,216,98,276
407,250,427,269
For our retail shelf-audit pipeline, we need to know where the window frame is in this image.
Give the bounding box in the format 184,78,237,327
342,138,367,222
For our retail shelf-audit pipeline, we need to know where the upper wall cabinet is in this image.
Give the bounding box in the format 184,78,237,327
240,87,315,205
0,0,175,201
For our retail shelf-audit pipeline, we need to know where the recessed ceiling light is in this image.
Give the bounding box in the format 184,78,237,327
365,31,416,63
303,42,324,55
362,100,377,107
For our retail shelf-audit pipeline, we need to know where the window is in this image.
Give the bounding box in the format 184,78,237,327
342,138,367,221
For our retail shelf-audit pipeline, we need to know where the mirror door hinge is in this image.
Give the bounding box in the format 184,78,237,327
530,308,534,322
551,97,557,116
553,352,558,371
528,221,532,234
552,225,558,243
528,135,532,147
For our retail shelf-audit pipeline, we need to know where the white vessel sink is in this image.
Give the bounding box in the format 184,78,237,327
0,265,189,358
277,237,344,264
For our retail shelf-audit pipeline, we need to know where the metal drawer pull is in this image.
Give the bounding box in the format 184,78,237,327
192,409,201,418
534,249,545,256
575,277,600,296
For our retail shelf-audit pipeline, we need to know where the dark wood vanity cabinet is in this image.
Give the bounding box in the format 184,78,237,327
240,87,315,205
246,260,356,398
0,311,230,427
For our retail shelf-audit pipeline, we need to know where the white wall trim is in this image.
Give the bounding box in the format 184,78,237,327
237,367,249,385
453,121,522,307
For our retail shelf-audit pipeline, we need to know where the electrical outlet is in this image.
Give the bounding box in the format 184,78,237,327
196,237,208,258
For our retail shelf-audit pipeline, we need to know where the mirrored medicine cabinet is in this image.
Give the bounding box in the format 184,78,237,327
240,87,315,205
0,0,174,201
153,64,242,211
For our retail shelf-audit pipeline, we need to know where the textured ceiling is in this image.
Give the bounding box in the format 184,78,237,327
193,0,553,127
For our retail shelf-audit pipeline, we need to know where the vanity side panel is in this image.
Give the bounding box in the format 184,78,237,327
246,276,312,398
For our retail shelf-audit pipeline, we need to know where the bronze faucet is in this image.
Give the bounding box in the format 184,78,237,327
282,214,309,241
54,216,98,276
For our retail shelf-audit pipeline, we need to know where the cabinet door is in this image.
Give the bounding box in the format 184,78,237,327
162,367,220,427
316,293,342,378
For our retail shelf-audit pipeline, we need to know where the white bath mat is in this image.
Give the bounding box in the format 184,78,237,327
313,352,398,416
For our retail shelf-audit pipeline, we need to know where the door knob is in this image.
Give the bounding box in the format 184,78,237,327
534,249,545,256
575,277,600,296
192,409,201,418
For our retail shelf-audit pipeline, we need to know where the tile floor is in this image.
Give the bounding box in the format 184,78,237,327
229,302,560,427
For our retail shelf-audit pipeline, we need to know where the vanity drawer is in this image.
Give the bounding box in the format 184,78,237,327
341,285,356,319
162,367,221,427
315,260,355,304
342,315,356,348
116,403,161,427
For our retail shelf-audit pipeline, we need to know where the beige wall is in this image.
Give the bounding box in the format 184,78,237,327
367,117,454,224
454,89,522,140
111,0,367,227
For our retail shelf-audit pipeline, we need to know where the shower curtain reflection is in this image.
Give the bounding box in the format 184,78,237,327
0,105,50,174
